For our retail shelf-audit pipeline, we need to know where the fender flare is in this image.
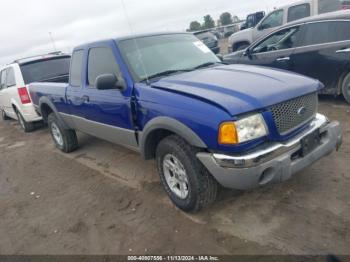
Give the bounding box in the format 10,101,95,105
38,97,70,129
140,117,207,159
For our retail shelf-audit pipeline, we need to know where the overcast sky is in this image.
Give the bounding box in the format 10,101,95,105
0,0,293,65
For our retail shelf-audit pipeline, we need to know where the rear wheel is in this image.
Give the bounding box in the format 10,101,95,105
156,135,218,212
342,73,350,104
48,113,78,153
16,110,35,133
1,109,10,121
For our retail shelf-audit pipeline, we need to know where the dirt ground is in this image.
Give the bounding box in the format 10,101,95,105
0,96,349,256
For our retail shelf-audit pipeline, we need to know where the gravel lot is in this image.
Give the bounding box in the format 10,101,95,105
0,96,349,255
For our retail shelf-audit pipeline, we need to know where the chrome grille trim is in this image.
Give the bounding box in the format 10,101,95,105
269,93,318,135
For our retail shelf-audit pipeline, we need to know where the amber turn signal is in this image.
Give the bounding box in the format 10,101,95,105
218,122,238,145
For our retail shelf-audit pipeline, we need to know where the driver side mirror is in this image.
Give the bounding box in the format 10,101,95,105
243,48,251,56
95,74,125,90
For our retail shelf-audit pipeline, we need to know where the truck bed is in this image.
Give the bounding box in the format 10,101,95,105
29,82,68,107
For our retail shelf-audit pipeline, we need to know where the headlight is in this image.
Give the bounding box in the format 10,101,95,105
218,114,268,145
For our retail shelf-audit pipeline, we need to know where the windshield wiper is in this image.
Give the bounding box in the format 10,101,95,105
192,62,222,70
143,69,191,82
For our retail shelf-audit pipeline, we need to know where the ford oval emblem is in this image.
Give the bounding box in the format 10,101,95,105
297,106,307,115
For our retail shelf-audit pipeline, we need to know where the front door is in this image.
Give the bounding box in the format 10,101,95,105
79,43,138,150
244,25,303,71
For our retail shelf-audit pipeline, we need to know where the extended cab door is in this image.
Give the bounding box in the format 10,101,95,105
67,42,138,150
291,21,350,92
243,25,303,71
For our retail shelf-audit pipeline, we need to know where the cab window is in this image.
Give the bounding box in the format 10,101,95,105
318,0,342,14
259,9,283,30
252,26,301,53
246,15,255,28
288,4,311,22
70,50,84,87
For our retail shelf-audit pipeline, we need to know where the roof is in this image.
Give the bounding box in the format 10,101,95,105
12,52,71,65
74,32,191,50
284,9,350,27
278,0,311,10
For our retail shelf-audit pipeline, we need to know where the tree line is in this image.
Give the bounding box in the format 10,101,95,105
188,12,239,32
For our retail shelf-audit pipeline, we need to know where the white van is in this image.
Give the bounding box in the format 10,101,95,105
0,53,70,132
228,0,342,52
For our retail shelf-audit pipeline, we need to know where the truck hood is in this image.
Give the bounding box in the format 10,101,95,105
229,28,253,44
152,64,322,116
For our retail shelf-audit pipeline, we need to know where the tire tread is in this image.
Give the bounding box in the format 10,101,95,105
156,135,217,212
48,113,78,153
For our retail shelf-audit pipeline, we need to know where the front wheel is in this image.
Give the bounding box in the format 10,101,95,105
48,113,78,153
342,73,350,104
16,110,35,133
156,135,218,212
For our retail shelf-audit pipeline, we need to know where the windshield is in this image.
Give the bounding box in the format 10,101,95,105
20,56,71,84
118,34,220,82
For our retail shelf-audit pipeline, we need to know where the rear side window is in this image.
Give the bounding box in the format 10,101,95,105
301,21,350,46
0,70,7,90
70,51,84,87
87,47,120,86
288,4,311,22
318,0,342,14
331,21,350,41
20,57,70,84
6,68,16,87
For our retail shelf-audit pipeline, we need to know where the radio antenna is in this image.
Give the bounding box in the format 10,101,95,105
120,0,150,85
49,32,57,52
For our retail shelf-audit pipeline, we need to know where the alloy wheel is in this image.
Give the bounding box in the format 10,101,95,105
163,154,189,200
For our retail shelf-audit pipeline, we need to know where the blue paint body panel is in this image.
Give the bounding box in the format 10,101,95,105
29,35,323,155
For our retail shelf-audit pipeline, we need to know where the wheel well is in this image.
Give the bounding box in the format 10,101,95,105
143,129,175,160
40,103,54,123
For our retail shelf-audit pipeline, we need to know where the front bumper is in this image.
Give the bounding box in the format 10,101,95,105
197,114,342,190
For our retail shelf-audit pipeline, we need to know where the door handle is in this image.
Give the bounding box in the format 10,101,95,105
336,48,350,53
276,57,290,62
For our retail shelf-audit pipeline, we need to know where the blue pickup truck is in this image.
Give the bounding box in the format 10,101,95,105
29,32,342,212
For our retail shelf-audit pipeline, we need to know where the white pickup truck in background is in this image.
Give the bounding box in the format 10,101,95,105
228,0,343,52
0,53,70,132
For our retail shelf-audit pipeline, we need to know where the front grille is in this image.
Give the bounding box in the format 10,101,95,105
269,93,318,135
